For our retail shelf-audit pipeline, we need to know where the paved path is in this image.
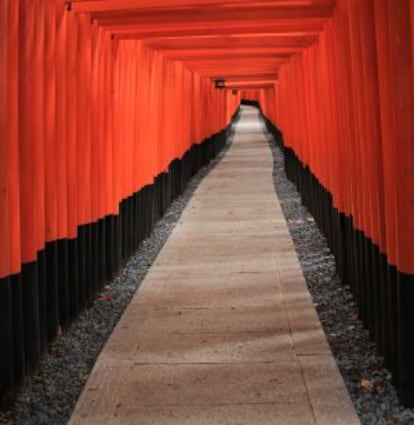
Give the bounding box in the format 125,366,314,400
69,107,360,425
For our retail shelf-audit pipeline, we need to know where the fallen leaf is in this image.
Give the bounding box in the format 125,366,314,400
98,294,112,302
79,373,89,382
360,378,374,391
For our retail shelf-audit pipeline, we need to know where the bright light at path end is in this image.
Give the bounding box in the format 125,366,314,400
237,106,264,131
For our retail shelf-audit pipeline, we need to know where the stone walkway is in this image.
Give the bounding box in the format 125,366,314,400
69,107,360,425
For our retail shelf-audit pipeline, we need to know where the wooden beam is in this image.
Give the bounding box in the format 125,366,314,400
92,6,334,27
143,34,318,50
70,0,334,13
106,20,325,38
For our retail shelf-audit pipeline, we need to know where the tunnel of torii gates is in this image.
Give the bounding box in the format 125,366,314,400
0,0,413,407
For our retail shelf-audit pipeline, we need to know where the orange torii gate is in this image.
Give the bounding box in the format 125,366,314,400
1,0,413,407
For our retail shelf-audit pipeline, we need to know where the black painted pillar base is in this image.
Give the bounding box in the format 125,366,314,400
21,262,41,376
397,272,414,406
45,241,60,340
11,273,24,391
0,277,15,406
57,239,69,329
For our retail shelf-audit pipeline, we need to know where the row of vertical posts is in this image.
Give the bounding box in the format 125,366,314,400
0,0,239,404
262,0,414,406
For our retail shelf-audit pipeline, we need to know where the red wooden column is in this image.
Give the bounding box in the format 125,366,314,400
18,0,41,376
6,2,21,287
33,0,48,357
357,0,387,352
347,0,371,329
76,13,91,305
374,0,401,383
383,0,414,405
65,10,80,319
55,3,70,326
0,0,16,400
345,1,368,325
44,0,59,340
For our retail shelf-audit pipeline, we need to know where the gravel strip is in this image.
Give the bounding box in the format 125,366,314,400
0,128,235,425
268,132,414,425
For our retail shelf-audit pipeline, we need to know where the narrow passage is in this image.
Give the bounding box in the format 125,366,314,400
69,106,359,425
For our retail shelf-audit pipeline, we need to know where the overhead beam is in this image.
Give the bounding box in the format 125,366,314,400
92,6,334,27
161,49,299,62
225,79,276,87
187,65,282,78
212,73,278,82
71,0,335,13
106,20,326,38
226,83,275,89
144,34,318,50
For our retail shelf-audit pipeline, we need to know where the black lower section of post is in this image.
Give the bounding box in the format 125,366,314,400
0,277,15,406
45,242,60,340
11,274,25,393
21,262,41,376
0,109,241,405
398,273,414,406
263,113,414,407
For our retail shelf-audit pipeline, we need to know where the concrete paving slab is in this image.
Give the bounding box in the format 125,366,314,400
109,402,316,425
134,331,295,364
136,282,281,309
299,355,361,425
118,363,309,406
150,259,280,274
140,305,289,334
138,269,280,290
70,106,360,425
99,306,149,360
69,358,132,425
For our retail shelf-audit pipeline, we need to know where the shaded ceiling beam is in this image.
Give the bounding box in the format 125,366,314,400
92,6,334,27
225,84,275,89
185,57,286,65
143,35,318,50
186,64,282,76
161,52,294,60
225,79,276,87
141,48,300,59
70,0,335,13
197,69,280,78
106,19,326,38
116,28,322,40
212,73,278,82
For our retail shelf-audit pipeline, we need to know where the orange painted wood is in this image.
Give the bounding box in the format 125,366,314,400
18,0,39,264
1,0,412,277
45,2,58,243
0,1,11,278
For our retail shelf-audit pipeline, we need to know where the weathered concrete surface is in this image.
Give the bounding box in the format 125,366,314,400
69,107,360,425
